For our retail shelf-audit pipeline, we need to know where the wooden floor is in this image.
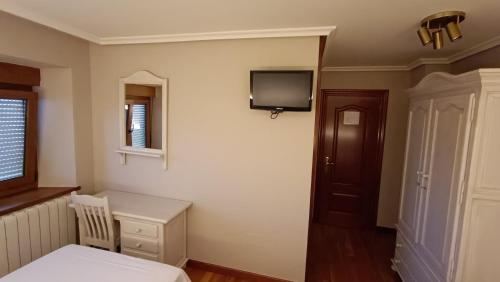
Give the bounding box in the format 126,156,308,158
185,223,401,282
306,223,401,282
185,266,259,282
185,266,232,282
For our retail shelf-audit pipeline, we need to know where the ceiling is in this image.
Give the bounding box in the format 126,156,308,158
1,0,500,68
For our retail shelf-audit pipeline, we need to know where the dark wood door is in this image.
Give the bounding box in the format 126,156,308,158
315,90,387,228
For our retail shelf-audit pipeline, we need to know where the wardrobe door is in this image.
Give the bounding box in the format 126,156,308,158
417,93,475,281
398,99,432,243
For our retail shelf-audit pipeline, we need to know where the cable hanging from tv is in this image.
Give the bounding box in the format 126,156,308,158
270,108,284,119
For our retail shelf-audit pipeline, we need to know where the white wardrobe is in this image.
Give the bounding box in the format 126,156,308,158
394,69,500,282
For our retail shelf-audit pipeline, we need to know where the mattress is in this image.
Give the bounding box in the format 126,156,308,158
0,244,191,282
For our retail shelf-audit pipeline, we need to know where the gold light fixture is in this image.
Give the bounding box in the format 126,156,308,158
417,11,465,50
446,21,462,41
433,30,444,50
417,27,432,46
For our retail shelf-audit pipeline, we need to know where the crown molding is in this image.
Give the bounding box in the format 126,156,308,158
0,2,334,45
321,59,449,72
322,65,409,72
447,35,500,63
406,58,450,70
324,36,500,72
99,26,336,45
0,2,101,43
2,2,498,66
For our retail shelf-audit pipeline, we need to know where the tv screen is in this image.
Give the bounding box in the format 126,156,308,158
250,70,313,111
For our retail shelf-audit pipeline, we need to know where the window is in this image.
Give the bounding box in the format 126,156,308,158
0,63,79,212
125,99,151,148
0,89,38,197
0,99,27,181
131,104,147,148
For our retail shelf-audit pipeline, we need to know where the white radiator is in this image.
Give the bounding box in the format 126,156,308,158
0,195,76,277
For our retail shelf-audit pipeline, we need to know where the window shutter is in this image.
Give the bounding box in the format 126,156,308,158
0,99,26,181
131,104,146,148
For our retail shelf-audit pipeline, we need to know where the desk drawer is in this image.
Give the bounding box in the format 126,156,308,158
122,248,160,262
121,220,158,238
122,235,159,254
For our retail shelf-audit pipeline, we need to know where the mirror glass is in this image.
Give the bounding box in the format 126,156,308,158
124,84,162,149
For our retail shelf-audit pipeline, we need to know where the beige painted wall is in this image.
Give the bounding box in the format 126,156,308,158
37,68,77,186
410,46,500,85
321,71,410,228
89,37,319,281
451,45,500,74
410,64,451,86
0,12,94,192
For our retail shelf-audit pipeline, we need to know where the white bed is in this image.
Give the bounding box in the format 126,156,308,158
0,245,191,282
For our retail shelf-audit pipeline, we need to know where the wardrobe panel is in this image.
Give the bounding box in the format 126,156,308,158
476,92,500,193
398,99,432,242
462,199,500,282
418,94,473,280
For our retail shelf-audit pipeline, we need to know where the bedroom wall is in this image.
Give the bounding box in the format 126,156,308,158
410,46,500,85
89,37,319,281
321,71,411,228
37,68,77,186
450,45,500,74
410,64,451,86
0,11,94,192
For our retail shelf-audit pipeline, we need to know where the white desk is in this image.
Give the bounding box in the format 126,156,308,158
92,190,192,267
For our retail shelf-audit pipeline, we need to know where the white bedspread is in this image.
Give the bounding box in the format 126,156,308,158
0,245,191,282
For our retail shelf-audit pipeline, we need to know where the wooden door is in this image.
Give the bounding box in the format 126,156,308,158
398,99,432,243
416,94,474,280
315,90,388,228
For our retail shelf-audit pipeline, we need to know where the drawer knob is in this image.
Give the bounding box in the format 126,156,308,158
135,228,142,233
135,242,142,248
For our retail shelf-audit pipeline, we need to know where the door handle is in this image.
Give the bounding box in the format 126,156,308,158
416,171,422,185
420,174,430,189
325,156,335,166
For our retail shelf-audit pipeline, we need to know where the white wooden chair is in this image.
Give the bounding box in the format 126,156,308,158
70,192,119,252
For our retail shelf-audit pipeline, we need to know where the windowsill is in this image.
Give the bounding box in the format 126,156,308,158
0,186,80,216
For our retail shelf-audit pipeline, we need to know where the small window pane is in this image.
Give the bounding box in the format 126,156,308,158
0,99,26,181
131,104,146,148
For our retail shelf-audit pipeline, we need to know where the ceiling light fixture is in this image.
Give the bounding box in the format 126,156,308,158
417,26,432,46
417,11,465,50
446,21,462,41
433,29,444,50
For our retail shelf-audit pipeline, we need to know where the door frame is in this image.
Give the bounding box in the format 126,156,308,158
310,89,388,226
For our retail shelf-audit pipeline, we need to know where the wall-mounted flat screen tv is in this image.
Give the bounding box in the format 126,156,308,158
250,70,313,112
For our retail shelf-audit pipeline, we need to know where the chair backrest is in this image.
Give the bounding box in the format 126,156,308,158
70,192,115,250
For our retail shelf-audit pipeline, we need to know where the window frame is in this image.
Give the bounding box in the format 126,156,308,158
0,89,38,198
